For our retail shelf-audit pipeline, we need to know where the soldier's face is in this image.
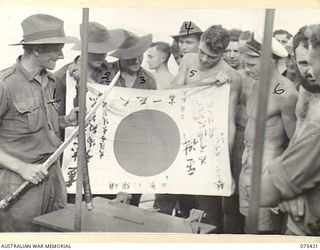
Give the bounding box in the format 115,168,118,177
308,44,320,91
243,55,261,80
38,44,64,70
295,44,315,81
88,53,107,68
146,47,162,70
120,55,143,73
224,41,241,69
179,35,200,55
198,42,223,69
274,34,290,46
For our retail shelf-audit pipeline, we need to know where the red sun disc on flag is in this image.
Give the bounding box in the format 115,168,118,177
114,109,181,177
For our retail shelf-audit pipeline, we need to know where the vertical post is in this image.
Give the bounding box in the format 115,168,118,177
246,9,275,234
74,7,89,232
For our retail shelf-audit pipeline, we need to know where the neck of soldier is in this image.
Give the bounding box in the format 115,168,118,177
155,63,169,74
121,67,139,77
269,65,281,87
20,54,43,75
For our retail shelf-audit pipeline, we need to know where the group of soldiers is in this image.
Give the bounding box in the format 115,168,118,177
0,13,319,236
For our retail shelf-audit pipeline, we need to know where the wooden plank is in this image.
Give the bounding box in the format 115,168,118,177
74,7,89,232
246,9,275,234
33,197,216,234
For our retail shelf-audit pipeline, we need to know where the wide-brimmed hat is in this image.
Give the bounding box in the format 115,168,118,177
110,31,152,59
72,22,126,54
11,14,78,45
171,21,203,40
240,33,288,58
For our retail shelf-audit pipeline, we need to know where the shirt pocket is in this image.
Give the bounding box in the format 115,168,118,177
13,99,43,133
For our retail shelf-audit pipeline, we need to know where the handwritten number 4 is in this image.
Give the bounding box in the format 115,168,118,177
273,83,284,95
184,22,194,35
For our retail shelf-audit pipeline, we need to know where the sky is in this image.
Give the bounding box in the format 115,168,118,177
0,6,319,73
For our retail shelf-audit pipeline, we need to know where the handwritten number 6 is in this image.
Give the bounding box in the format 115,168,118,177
273,83,284,95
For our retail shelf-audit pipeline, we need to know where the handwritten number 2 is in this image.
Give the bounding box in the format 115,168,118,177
102,72,111,82
273,83,284,95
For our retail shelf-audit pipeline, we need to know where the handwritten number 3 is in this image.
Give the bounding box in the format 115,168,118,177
140,76,146,84
273,83,284,95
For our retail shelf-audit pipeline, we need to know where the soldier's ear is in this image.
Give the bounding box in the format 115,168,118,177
32,45,41,57
159,53,167,64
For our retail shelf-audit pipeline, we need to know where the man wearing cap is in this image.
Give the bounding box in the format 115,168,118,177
150,22,203,218
239,34,298,234
171,25,242,231
145,41,174,89
109,30,157,206
0,14,78,232
171,21,203,64
110,30,156,90
55,22,126,204
55,22,125,120
260,24,320,236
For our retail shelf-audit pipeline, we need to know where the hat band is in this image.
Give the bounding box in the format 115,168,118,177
23,29,65,42
246,37,261,55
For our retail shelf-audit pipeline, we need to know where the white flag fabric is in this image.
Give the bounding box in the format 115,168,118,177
62,76,232,196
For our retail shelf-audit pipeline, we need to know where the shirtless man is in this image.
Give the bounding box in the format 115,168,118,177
239,34,298,234
224,29,242,70
145,42,174,89
260,24,320,236
153,22,203,218
223,28,253,233
171,25,242,231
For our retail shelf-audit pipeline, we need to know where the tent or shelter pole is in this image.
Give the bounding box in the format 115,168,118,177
74,7,89,232
246,9,275,234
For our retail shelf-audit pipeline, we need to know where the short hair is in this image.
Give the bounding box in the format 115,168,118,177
22,44,37,54
273,29,292,39
308,24,320,49
292,26,309,53
170,40,179,54
22,43,63,54
201,25,230,54
228,29,241,42
150,41,171,63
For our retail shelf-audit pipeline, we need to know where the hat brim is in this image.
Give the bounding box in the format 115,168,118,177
10,36,79,46
239,44,260,57
110,34,152,59
72,29,126,54
171,31,203,39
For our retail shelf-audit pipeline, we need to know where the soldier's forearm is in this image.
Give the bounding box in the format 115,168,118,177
0,149,25,175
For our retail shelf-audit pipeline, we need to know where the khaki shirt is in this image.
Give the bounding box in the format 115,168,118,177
0,57,62,164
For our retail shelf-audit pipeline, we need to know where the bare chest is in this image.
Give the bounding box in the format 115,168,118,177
246,88,279,121
185,66,220,85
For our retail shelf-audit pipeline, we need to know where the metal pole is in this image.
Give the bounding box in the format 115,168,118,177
246,9,275,234
74,7,89,232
